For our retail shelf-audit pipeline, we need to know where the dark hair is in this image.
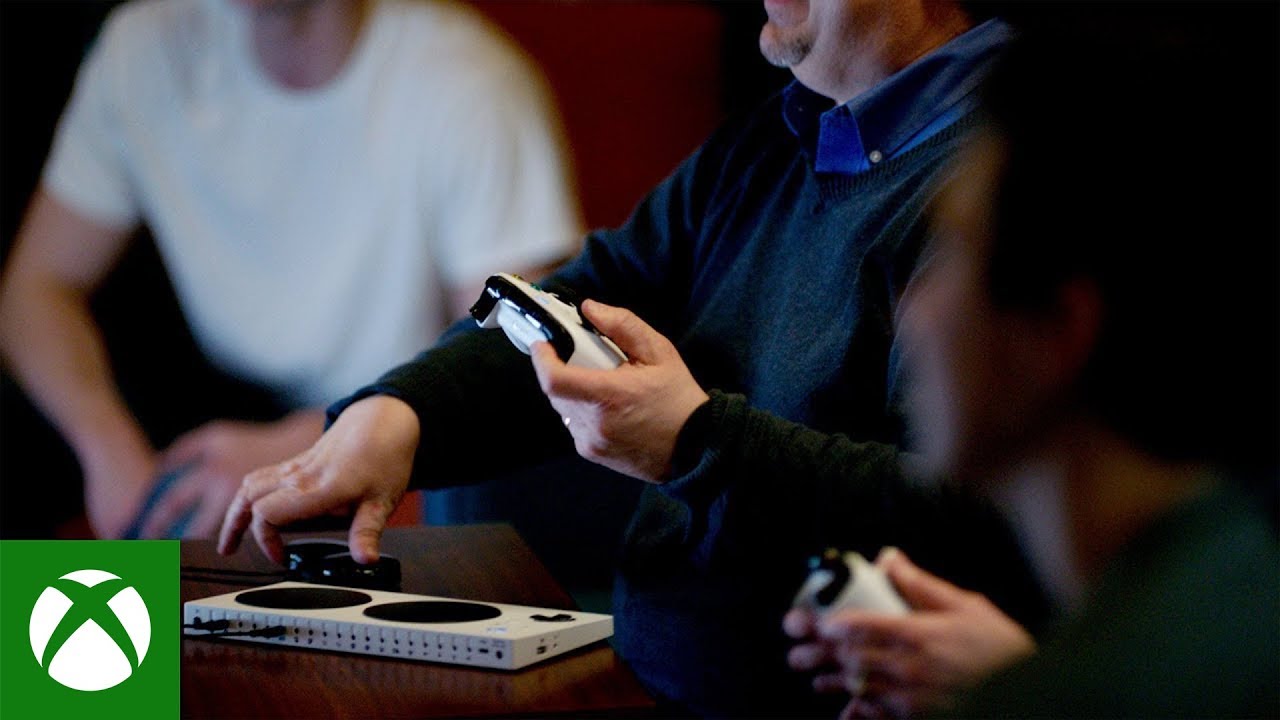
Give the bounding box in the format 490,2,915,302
978,6,1279,479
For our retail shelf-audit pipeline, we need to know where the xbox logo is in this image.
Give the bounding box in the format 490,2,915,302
28,569,152,691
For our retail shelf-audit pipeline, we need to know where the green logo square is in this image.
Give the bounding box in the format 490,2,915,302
1,541,179,720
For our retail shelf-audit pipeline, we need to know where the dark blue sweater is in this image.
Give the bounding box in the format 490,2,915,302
332,92,1047,717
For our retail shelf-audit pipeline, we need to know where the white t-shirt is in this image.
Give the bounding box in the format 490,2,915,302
43,0,581,407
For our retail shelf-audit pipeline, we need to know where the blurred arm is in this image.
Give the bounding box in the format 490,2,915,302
0,187,152,537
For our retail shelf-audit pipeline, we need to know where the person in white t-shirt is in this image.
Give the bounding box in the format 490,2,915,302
0,0,581,539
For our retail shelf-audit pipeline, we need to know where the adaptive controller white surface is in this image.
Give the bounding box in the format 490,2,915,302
793,549,909,615
472,273,627,370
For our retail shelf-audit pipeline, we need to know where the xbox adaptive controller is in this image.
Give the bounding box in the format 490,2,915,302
470,273,627,370
793,548,909,615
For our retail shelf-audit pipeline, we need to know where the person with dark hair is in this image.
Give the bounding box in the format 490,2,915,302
219,1,1056,715
785,20,1279,718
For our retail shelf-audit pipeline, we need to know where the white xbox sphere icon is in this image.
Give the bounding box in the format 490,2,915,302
29,569,152,691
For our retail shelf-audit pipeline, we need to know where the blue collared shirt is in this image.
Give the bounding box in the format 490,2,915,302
783,18,1012,175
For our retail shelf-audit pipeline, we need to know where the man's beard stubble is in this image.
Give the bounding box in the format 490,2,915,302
759,24,813,68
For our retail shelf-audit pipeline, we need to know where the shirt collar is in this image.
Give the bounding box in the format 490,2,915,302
783,18,1012,175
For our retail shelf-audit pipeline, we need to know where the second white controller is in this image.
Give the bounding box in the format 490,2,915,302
792,548,909,615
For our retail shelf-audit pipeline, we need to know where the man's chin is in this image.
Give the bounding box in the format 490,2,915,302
759,24,812,68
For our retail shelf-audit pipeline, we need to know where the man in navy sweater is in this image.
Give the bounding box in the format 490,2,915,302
220,2,1049,715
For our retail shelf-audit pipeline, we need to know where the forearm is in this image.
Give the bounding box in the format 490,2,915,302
328,324,573,490
0,276,150,464
665,391,906,560
666,391,1051,630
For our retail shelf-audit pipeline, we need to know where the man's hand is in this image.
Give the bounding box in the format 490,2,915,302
217,396,420,564
137,411,325,539
784,549,1035,719
529,299,709,483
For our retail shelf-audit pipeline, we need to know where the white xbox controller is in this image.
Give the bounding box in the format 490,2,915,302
470,273,627,370
792,548,909,615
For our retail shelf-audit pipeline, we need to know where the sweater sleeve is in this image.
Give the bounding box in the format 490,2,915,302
663,390,908,557
661,390,1053,631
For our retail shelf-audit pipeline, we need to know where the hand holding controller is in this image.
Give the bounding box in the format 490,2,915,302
470,273,627,370
793,548,909,615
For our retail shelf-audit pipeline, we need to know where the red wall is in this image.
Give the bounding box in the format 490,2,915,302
469,1,727,229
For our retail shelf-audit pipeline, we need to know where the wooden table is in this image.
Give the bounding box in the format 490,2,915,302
181,524,654,718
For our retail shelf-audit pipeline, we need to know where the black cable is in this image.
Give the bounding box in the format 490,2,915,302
180,565,284,586
180,565,282,577
180,574,275,586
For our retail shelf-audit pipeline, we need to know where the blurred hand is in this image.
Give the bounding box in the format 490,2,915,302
784,549,1035,719
80,430,157,539
217,395,420,564
529,299,709,483
136,411,325,539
